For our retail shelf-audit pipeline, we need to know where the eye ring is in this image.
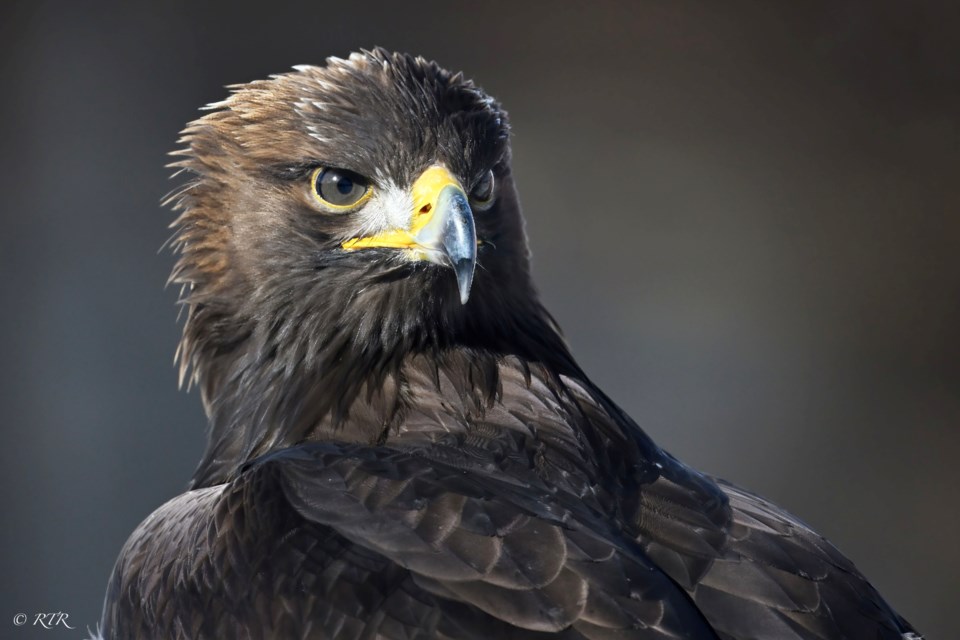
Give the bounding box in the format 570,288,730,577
310,167,373,211
469,169,496,210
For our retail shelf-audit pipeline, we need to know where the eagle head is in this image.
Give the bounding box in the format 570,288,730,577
168,49,572,486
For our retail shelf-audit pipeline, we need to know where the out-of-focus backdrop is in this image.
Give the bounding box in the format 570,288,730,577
2,1,957,638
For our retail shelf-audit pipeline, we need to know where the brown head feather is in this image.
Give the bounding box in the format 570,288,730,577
166,49,579,487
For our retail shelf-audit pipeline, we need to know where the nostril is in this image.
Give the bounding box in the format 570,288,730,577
419,203,432,214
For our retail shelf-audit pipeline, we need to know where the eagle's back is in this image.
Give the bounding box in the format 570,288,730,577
99,357,917,640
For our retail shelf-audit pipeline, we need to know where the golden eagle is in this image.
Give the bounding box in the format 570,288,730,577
96,50,920,640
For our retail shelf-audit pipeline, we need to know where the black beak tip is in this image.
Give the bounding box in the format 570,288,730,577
453,258,475,305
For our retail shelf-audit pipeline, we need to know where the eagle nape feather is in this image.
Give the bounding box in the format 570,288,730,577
95,49,921,640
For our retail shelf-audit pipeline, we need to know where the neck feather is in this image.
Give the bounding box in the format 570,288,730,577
183,273,587,487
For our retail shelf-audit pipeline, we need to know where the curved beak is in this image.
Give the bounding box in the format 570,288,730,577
342,166,477,304
414,184,476,304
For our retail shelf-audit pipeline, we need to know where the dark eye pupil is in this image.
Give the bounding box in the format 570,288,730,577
335,175,354,194
473,171,494,201
316,168,367,207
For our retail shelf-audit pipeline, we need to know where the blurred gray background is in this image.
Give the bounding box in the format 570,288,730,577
2,1,957,638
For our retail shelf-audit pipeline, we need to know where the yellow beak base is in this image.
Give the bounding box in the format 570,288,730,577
341,166,463,251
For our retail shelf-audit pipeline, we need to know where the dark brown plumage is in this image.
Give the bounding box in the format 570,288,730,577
96,49,920,639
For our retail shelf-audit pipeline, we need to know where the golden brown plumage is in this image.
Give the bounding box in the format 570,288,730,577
96,50,920,639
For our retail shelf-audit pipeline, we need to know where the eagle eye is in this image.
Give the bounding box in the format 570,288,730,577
311,167,372,211
469,169,496,210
